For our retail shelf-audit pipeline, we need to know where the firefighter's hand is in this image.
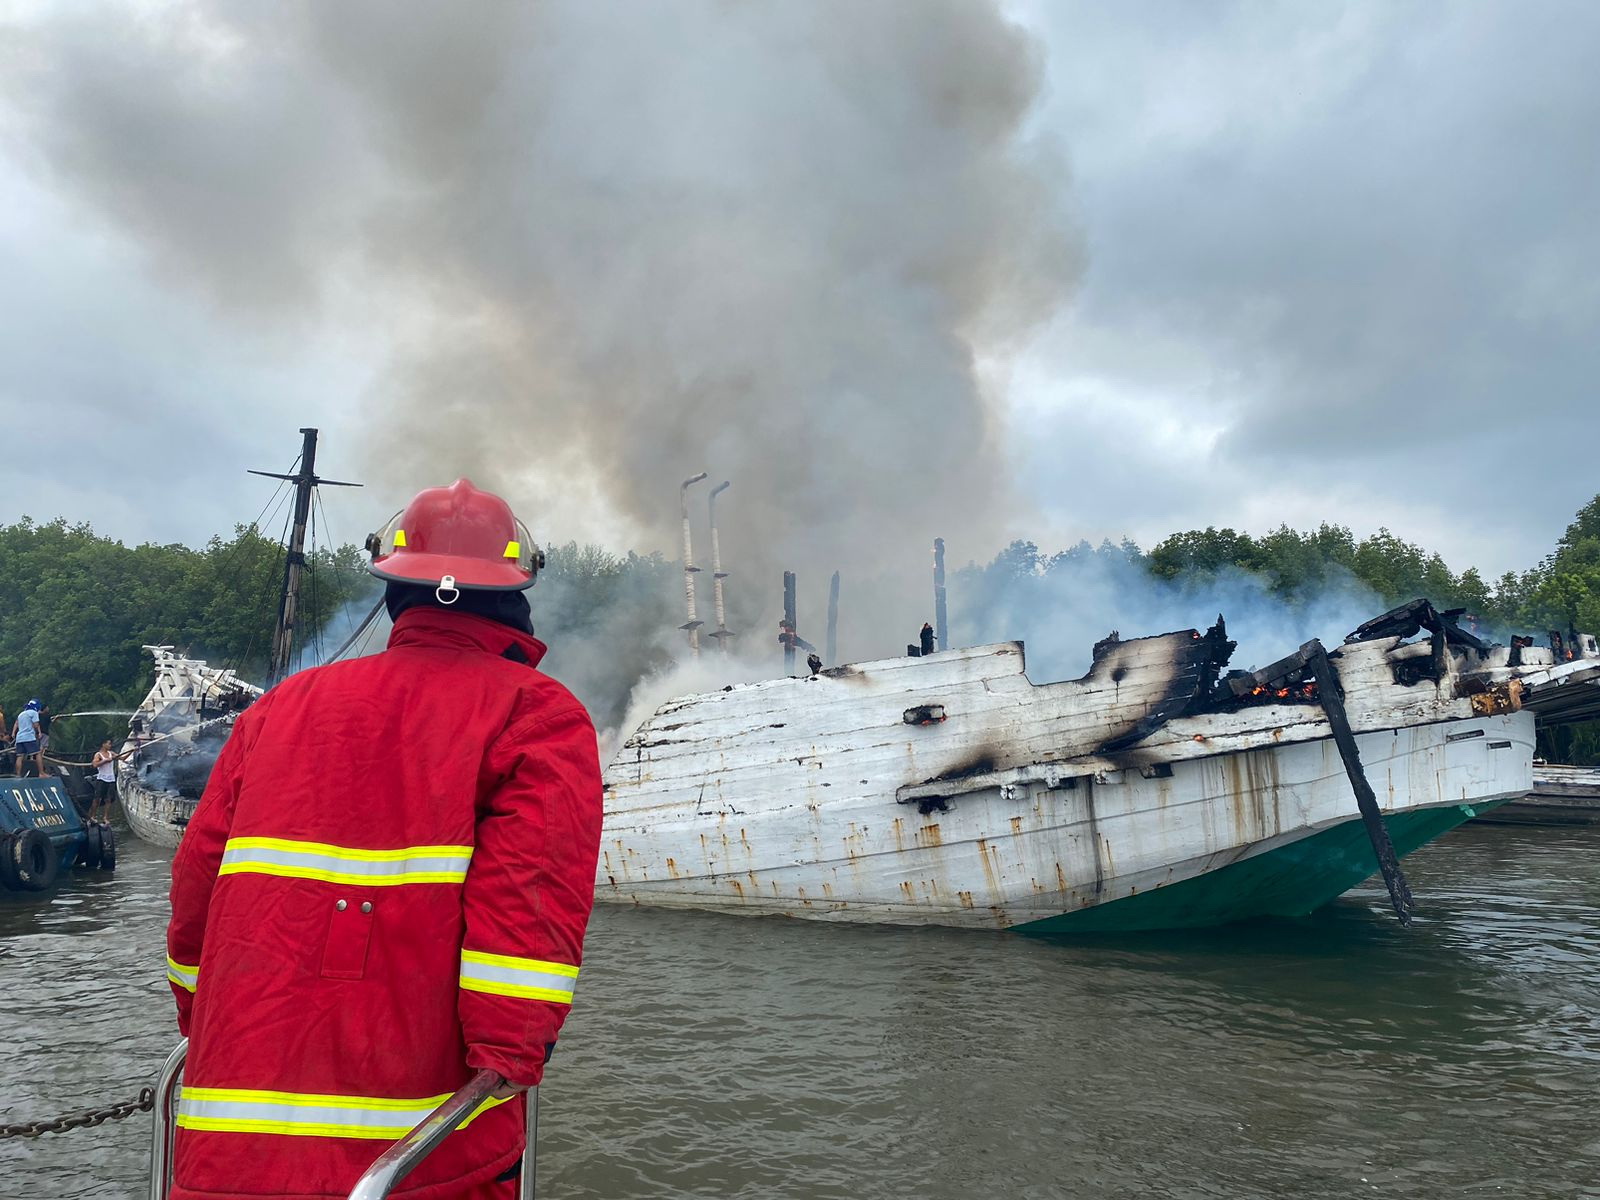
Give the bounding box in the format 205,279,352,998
490,1076,529,1100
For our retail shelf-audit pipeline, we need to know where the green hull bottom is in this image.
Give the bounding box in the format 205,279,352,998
1015,801,1505,935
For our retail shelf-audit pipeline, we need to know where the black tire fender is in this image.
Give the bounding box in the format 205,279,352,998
79,823,103,871
11,828,60,891
0,835,19,890
98,824,116,871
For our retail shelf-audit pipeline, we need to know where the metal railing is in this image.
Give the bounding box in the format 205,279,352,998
149,1039,539,1199
148,1040,186,1200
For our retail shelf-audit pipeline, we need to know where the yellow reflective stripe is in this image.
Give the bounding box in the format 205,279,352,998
392,529,407,548
166,955,198,992
224,838,472,861
460,949,578,1003
504,540,521,560
218,838,472,886
175,1087,507,1140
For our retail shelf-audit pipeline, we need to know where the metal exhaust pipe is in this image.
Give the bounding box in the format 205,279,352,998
782,571,797,674
826,571,840,666
708,481,731,655
679,474,708,657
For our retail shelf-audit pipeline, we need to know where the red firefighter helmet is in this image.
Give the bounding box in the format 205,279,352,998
366,478,543,592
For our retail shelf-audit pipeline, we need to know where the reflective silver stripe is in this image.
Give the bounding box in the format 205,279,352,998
459,949,578,1003
218,838,472,886
175,1087,506,1140
166,956,198,992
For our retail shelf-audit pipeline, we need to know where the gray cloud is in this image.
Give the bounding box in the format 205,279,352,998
1017,0,1600,573
5,0,1597,644
2,0,1080,660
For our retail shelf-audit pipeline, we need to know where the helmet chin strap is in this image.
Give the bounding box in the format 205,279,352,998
436,574,461,605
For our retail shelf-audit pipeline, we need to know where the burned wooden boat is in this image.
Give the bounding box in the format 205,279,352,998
598,600,1600,932
117,647,262,848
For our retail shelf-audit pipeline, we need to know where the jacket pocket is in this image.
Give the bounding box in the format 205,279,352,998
320,898,374,980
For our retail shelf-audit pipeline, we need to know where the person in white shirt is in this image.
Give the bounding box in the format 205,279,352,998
89,739,121,823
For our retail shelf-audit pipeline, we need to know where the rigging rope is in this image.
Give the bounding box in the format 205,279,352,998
236,486,297,675
152,466,294,652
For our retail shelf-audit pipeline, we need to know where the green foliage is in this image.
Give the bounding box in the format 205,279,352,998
0,518,370,739
1146,522,1475,610
8,491,1600,761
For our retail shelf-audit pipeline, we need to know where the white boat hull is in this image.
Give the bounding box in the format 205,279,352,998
599,637,1542,932
599,711,1532,930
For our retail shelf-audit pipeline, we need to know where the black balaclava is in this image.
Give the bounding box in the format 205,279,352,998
384,580,535,638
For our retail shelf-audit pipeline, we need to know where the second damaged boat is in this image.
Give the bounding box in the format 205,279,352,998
599,601,1600,933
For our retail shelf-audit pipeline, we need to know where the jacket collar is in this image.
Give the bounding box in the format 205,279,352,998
387,606,549,668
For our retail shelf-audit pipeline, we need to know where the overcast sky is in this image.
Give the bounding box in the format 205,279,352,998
2,0,1596,581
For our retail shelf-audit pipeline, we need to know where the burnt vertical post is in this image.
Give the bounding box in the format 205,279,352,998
708,481,732,655
270,427,319,685
783,571,797,674
679,473,708,657
933,537,948,652
251,428,360,686
826,571,840,666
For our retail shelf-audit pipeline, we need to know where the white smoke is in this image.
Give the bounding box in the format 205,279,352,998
952,542,1388,683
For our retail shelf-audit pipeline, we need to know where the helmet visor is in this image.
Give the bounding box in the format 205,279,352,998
502,519,539,576
370,510,406,559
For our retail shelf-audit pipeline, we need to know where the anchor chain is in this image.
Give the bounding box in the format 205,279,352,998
0,1087,155,1139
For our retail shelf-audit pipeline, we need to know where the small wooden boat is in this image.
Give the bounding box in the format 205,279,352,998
1473,762,1600,826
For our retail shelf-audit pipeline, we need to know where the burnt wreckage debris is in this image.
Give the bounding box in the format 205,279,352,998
1096,617,1237,754
888,595,1596,926
1084,599,1504,925
1338,595,1600,706
1091,598,1527,751
1345,597,1490,652
1345,598,1490,686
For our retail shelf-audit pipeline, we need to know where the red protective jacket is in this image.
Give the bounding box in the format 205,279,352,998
167,607,603,1199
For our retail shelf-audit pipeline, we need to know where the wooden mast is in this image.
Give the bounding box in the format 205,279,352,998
250,428,361,685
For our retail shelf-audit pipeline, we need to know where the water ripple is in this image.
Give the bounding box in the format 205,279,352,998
2,824,1597,1198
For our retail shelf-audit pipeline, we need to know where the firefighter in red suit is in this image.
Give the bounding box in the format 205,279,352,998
166,479,604,1199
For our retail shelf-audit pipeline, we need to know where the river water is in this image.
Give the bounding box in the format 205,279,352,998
3,822,1598,1199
